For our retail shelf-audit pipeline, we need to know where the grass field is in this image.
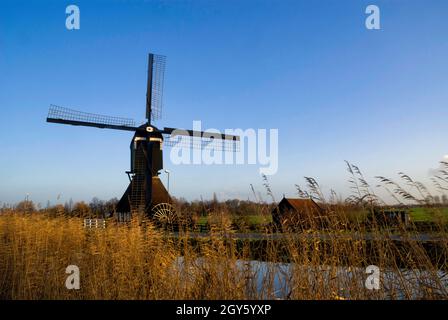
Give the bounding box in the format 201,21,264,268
195,214,272,231
409,207,448,223
196,207,448,230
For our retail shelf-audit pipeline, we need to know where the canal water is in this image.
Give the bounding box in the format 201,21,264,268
174,257,448,299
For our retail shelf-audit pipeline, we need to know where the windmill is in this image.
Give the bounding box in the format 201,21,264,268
46,53,240,223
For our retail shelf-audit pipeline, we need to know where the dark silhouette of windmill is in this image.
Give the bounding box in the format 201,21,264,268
47,53,240,222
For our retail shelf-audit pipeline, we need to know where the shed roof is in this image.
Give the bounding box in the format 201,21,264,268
279,197,322,213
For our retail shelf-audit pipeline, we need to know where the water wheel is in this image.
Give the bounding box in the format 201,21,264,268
151,203,177,225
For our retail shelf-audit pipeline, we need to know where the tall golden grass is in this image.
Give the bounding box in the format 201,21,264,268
0,210,446,300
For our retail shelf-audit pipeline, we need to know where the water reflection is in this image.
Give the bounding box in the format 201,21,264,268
175,257,448,299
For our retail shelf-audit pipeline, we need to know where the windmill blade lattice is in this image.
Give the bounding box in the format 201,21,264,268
162,133,240,152
47,105,137,130
149,54,166,121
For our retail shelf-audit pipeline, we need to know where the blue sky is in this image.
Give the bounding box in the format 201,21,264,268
0,0,447,206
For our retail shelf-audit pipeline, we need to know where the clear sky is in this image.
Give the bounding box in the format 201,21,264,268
0,0,447,206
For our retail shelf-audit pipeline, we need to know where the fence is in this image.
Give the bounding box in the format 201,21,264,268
83,218,106,229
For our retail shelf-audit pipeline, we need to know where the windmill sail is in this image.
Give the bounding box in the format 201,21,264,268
162,127,240,152
47,105,138,131
146,54,166,122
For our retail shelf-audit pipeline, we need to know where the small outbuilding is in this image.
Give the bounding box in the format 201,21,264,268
368,207,410,227
272,197,325,230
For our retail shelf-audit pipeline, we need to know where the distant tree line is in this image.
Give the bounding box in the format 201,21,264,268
430,195,448,205
1,197,119,218
173,193,274,219
1,194,276,219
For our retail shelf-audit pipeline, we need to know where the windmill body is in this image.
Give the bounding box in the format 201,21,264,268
46,53,240,221
117,124,166,216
